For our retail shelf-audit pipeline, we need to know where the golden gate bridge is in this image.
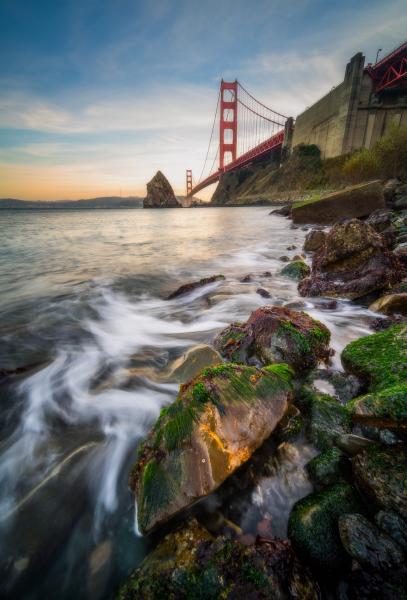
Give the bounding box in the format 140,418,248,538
186,80,293,197
187,40,407,198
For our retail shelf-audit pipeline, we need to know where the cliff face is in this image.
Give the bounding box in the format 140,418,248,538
144,171,181,208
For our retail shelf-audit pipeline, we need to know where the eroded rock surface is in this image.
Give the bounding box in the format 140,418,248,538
299,219,403,299
167,274,225,300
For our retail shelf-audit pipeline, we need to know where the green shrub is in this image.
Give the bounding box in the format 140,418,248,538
342,148,380,183
342,124,407,183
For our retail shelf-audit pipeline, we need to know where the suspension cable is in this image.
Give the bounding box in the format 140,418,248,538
198,89,221,183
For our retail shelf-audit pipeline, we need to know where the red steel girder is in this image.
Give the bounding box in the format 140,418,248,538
366,40,407,92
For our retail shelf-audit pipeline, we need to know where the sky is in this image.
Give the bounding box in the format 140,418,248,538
0,0,406,201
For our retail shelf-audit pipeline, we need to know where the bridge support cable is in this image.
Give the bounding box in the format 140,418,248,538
187,79,290,197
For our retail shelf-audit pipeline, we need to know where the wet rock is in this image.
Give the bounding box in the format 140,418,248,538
348,385,407,432
306,447,348,488
270,204,291,216
286,245,296,250
369,293,407,316
262,271,272,278
375,510,407,551
214,305,331,372
166,344,223,384
256,288,271,298
352,444,407,519
395,244,407,267
117,522,319,599
280,260,310,281
303,229,326,252
339,513,404,571
299,388,351,451
275,404,303,441
166,274,225,300
393,183,407,211
284,300,306,310
144,171,181,208
130,363,293,533
299,219,403,299
366,209,394,233
240,274,252,282
335,433,375,456
288,483,363,576
306,368,362,403
383,178,401,204
341,324,407,392
279,255,290,262
292,181,385,224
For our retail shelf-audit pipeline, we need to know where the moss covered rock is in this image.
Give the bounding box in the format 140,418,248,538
306,447,348,488
298,219,402,299
131,363,293,533
280,260,310,281
348,384,407,432
341,325,407,391
214,305,330,372
299,388,351,451
352,445,407,520
288,483,363,576
117,522,319,599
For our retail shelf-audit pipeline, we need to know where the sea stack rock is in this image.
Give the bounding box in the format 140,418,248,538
144,171,180,208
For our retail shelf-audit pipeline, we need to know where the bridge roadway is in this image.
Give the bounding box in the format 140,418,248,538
190,129,284,197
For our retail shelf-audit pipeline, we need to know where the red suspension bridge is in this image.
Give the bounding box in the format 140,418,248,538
186,80,293,197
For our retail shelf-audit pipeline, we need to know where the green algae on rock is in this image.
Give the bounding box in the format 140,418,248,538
306,447,348,488
352,445,407,520
348,384,407,432
280,260,310,281
214,305,330,372
131,363,294,533
341,324,407,392
116,520,319,600
287,483,363,577
299,387,351,451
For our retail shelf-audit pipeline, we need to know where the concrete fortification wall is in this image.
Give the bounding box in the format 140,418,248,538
292,49,407,158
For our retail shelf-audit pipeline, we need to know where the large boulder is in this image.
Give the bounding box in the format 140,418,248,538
144,171,181,208
342,325,407,433
288,483,363,576
130,363,293,533
298,219,403,299
214,306,330,372
116,520,319,599
291,181,385,224
352,445,407,520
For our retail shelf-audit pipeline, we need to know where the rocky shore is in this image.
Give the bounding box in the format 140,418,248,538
117,177,407,599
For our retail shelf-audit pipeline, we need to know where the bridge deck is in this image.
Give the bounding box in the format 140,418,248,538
190,129,284,197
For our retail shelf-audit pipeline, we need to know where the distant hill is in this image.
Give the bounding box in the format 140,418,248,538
0,196,144,209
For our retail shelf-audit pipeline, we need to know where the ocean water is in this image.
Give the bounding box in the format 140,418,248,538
0,207,375,599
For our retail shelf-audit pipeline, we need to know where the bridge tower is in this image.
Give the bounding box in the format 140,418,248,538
186,169,192,197
220,80,238,170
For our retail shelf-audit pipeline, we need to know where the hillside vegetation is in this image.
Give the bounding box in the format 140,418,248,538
211,124,407,205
